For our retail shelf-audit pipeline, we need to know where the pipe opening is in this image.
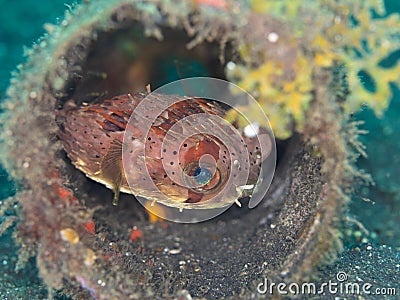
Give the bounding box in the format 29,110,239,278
55,19,290,220
52,12,301,299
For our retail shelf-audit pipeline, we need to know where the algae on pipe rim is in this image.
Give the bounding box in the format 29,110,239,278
228,0,399,139
0,0,379,298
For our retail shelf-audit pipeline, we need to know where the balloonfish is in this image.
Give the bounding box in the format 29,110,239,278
57,92,271,209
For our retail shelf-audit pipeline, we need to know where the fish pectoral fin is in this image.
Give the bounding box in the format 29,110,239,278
112,187,121,206
100,139,123,206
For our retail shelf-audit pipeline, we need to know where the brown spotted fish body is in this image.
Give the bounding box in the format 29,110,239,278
57,92,270,209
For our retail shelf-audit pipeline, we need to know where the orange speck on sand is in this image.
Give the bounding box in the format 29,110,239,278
49,169,78,203
148,211,164,223
145,201,167,223
84,221,96,234
130,227,143,241
56,186,72,199
54,184,78,204
194,0,227,9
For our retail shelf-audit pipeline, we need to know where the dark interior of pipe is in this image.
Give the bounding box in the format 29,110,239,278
58,24,227,107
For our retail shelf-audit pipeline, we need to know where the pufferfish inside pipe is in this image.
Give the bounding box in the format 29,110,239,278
57,91,273,210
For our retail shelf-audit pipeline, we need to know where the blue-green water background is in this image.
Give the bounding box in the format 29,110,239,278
0,0,399,298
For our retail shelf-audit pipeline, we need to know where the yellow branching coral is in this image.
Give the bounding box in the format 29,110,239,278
227,0,399,139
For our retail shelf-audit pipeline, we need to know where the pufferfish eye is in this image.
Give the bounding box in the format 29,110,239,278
193,167,212,185
183,161,222,193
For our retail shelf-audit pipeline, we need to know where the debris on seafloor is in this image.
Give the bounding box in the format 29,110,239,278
60,228,80,245
130,227,143,242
